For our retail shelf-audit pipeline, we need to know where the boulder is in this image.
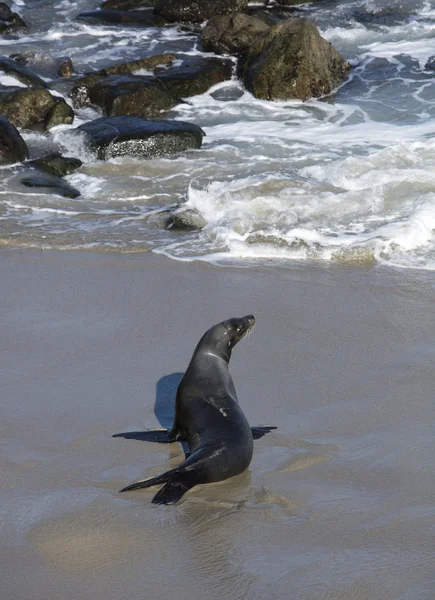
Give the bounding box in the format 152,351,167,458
0,115,28,163
75,116,205,160
202,13,269,55
0,87,56,128
156,57,233,97
165,207,206,231
44,97,74,130
0,56,48,87
101,0,155,8
57,57,73,78
89,74,177,117
20,173,81,198
0,2,27,34
103,53,175,75
69,54,176,108
241,18,351,101
27,152,82,177
76,9,166,26
155,0,248,23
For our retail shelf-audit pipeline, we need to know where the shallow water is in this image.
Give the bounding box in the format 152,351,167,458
1,0,435,268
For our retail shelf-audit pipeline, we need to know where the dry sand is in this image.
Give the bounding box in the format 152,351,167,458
2,250,435,600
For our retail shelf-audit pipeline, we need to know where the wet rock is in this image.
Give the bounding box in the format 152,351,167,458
425,56,435,71
75,115,205,160
76,9,166,27
44,97,74,130
0,2,27,34
241,18,351,101
89,74,177,118
9,51,36,65
165,207,206,231
69,54,176,108
202,13,269,56
155,0,248,24
20,173,81,198
156,57,233,97
100,0,155,8
0,56,48,87
103,53,176,76
57,57,73,78
0,87,55,128
27,152,82,177
0,115,28,163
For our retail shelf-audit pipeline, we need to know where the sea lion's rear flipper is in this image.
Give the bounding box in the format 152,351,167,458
251,426,277,439
119,468,175,493
152,478,196,505
112,428,173,442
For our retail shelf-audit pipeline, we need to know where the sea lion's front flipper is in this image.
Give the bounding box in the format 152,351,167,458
251,426,277,439
112,428,173,442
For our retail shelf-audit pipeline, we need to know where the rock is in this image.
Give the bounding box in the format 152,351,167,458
44,97,74,130
9,51,36,65
27,152,82,177
241,18,351,101
155,0,248,23
103,53,176,76
20,173,81,198
425,56,435,71
0,115,28,163
89,74,177,118
0,87,55,128
101,0,155,8
75,115,205,160
156,57,233,97
0,2,27,34
76,9,166,27
57,57,73,78
202,13,269,56
165,207,206,231
0,56,48,87
69,54,176,108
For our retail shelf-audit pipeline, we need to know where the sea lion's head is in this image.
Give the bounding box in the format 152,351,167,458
198,315,255,361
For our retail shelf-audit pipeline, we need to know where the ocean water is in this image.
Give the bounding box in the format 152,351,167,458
1,0,435,268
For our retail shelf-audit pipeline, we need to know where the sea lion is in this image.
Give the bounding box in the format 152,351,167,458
114,315,276,505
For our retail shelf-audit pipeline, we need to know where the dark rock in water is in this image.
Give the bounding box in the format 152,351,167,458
89,74,177,118
103,53,176,76
0,56,48,87
165,207,206,231
241,18,351,101
0,115,28,163
21,173,81,198
155,0,248,23
0,2,27,34
202,13,269,56
156,57,233,97
9,51,36,65
0,87,55,128
351,7,413,26
425,56,435,71
44,97,74,130
57,57,73,78
69,55,176,108
101,0,155,8
28,152,82,177
75,115,205,160
76,9,166,27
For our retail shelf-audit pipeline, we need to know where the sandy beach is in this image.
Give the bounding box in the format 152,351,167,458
2,249,435,599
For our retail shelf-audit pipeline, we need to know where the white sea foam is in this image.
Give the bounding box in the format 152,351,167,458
1,0,435,267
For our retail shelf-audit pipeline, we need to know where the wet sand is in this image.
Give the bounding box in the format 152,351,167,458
2,250,435,600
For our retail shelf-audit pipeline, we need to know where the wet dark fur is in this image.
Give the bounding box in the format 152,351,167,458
114,315,276,504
